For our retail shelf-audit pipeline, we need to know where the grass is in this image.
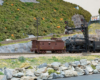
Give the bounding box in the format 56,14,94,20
0,40,30,46
0,55,100,69
89,23,100,35
0,72,4,75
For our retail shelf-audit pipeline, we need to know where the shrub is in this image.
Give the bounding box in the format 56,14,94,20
0,43,2,46
91,65,96,69
0,72,4,75
48,69,55,75
20,62,30,68
18,56,25,62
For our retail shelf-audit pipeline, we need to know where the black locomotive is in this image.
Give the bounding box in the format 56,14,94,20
65,20,100,53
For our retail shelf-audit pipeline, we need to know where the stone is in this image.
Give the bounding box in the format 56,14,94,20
25,69,35,76
1,75,7,80
63,63,69,67
84,69,89,75
68,66,75,71
51,62,61,67
20,76,37,80
64,70,78,77
69,62,77,67
11,78,20,80
74,61,80,66
13,72,24,78
86,65,93,73
50,73,58,79
4,69,14,80
75,67,84,76
59,66,68,71
38,63,47,68
93,69,99,74
38,72,50,80
92,61,98,66
80,59,87,66
87,61,91,65
51,62,61,70
34,67,47,76
96,65,100,71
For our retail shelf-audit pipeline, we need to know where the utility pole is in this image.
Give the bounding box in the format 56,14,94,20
36,17,40,40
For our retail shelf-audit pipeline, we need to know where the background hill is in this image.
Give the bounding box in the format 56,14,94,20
0,0,91,41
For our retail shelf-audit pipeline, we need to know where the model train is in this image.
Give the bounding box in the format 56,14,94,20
31,19,100,53
31,38,66,53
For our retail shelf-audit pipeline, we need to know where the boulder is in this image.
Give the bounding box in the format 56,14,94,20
38,63,47,68
80,59,87,66
20,76,37,80
59,66,68,71
75,67,84,75
64,70,78,77
1,75,7,80
63,63,69,67
84,69,89,75
51,62,61,70
50,73,58,79
13,72,24,78
92,61,98,66
38,72,50,80
11,78,20,80
87,61,91,65
34,67,47,76
68,66,75,71
93,69,99,74
4,69,14,80
25,69,35,76
74,61,80,66
69,62,77,67
86,65,93,73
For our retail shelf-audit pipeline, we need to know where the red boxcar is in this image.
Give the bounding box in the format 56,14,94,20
31,38,66,53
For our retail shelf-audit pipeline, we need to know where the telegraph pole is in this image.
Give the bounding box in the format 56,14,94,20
36,17,40,40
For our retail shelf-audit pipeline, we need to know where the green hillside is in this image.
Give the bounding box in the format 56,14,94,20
0,0,91,41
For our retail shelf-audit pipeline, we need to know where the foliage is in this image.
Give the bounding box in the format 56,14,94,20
91,65,96,69
48,69,59,75
18,56,25,62
0,43,2,46
20,62,30,68
0,72,4,75
0,0,91,41
98,8,100,14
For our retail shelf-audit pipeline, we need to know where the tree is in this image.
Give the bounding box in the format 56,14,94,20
98,8,100,24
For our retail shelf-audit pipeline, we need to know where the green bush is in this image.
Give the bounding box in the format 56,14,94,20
48,69,55,75
91,65,96,69
18,56,26,62
0,43,2,46
0,72,4,75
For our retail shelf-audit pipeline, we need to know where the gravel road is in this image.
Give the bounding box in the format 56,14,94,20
0,53,100,59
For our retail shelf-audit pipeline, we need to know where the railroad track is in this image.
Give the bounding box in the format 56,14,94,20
0,52,100,59
0,34,67,44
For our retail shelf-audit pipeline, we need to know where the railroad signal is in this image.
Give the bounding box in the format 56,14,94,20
81,18,84,21
65,21,68,24
65,26,67,29
81,24,84,27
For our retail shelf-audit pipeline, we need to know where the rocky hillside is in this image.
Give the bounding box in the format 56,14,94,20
0,0,91,41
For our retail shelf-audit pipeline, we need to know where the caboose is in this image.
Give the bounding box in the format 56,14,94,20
31,38,66,53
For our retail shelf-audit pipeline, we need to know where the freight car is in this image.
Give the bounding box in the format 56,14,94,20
31,38,66,53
